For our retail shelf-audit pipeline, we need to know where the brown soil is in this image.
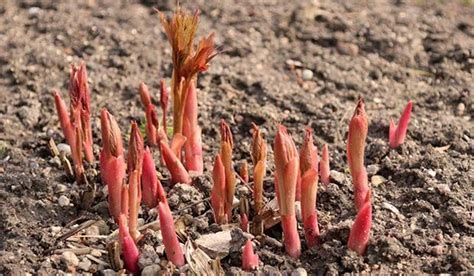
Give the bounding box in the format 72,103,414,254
1,0,473,274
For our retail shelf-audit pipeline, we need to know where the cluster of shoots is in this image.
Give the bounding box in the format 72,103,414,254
52,5,415,274
53,63,94,184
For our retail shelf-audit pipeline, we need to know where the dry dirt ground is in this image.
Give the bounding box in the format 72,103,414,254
0,0,473,274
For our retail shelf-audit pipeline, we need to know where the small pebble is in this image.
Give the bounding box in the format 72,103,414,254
330,170,345,184
57,143,71,156
302,69,313,80
77,258,92,271
61,251,79,267
337,41,359,56
430,245,444,256
236,185,250,196
55,184,67,193
48,156,61,167
286,59,303,67
28,7,41,15
456,103,465,116
292,268,308,276
367,164,380,175
85,225,100,236
58,195,70,207
371,175,386,186
295,201,302,221
90,249,102,257
142,264,162,276
51,226,62,235
381,202,403,217
102,269,117,276
437,184,451,194
426,169,436,177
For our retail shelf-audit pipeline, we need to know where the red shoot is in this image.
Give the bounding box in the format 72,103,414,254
160,79,169,133
118,214,140,274
348,191,372,255
389,100,413,149
242,239,259,271
158,201,185,267
274,125,301,259
127,122,144,241
160,140,192,185
183,81,204,174
71,112,85,184
220,120,236,221
99,108,126,222
300,128,320,247
211,154,227,224
240,198,249,232
319,144,330,186
53,90,74,147
239,160,249,184
347,98,369,210
69,62,93,163
251,123,267,214
139,83,160,147
142,147,166,208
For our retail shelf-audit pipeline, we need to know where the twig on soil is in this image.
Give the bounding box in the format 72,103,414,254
48,138,60,157
235,172,254,194
54,247,92,255
48,138,75,178
56,219,98,241
68,235,109,239
86,254,110,267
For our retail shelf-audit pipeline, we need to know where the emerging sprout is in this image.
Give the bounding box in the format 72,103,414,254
348,191,372,255
347,98,369,210
251,123,267,215
273,125,301,259
99,109,126,222
389,100,413,149
300,128,320,247
242,239,259,271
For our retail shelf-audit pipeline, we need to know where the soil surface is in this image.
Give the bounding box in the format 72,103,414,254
1,0,473,275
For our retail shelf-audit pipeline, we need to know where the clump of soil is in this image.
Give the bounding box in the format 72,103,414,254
0,0,473,274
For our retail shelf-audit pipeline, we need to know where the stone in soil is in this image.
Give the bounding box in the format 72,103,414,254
58,195,70,207
60,251,79,267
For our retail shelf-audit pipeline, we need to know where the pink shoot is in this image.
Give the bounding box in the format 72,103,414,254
220,120,237,221
240,198,249,232
211,154,227,224
242,239,259,271
158,201,185,267
160,79,169,133
347,98,369,210
251,123,267,215
300,128,320,247
100,108,126,222
127,122,144,241
183,81,204,174
69,62,93,163
274,125,301,259
348,191,372,255
160,140,192,185
139,83,160,147
53,90,74,147
389,100,413,149
118,214,140,274
320,144,330,186
239,160,249,184
142,147,166,208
